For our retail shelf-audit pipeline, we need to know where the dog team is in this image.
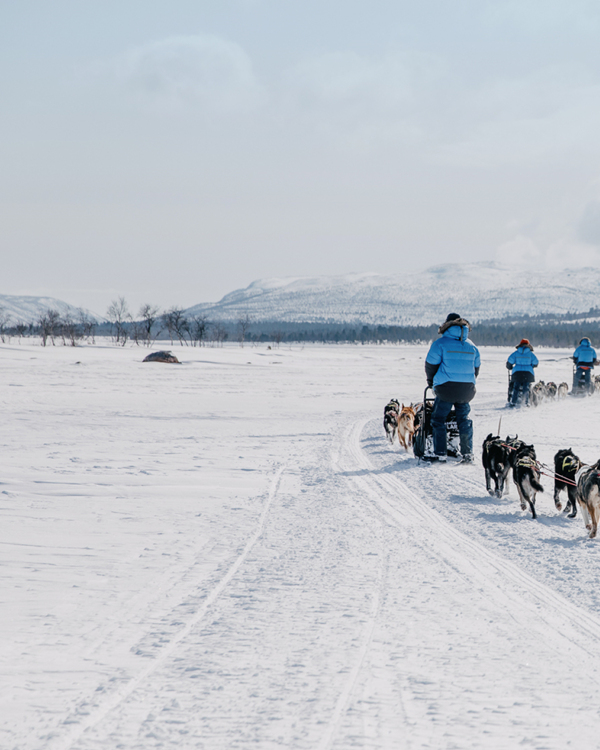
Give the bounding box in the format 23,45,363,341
482,435,600,539
507,336,599,406
383,312,600,536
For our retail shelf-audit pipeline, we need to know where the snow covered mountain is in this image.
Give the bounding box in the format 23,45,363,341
0,294,102,325
187,262,600,326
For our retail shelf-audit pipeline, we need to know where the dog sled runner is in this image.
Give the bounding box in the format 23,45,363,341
413,386,460,461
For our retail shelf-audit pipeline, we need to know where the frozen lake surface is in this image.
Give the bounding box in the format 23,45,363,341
2,341,600,749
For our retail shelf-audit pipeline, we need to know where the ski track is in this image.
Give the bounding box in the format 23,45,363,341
350,418,600,650
42,465,286,750
62,431,387,750
328,416,600,748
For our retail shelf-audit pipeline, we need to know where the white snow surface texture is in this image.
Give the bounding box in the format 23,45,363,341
188,261,600,325
3,341,600,749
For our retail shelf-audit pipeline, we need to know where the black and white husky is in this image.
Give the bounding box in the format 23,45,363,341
482,434,511,498
576,461,600,538
553,448,581,518
383,399,400,444
510,443,544,519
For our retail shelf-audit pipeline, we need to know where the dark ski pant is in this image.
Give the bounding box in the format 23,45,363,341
574,366,593,392
510,371,534,405
431,398,473,457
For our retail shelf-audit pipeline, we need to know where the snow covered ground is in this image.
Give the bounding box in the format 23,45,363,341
2,340,600,749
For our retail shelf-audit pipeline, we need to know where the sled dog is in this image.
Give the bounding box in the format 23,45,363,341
397,404,416,451
557,382,569,400
482,434,511,498
510,442,543,519
553,448,581,518
383,399,400,444
576,461,600,538
530,381,546,407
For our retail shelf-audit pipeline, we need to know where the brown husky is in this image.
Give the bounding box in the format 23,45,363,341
397,404,416,451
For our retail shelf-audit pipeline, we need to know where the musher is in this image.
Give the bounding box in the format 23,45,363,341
506,339,538,407
425,313,480,464
572,337,598,394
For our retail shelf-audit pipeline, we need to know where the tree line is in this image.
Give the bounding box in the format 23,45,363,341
0,307,97,346
0,299,251,348
2,299,600,349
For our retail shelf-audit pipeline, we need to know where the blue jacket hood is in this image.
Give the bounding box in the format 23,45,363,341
442,324,468,342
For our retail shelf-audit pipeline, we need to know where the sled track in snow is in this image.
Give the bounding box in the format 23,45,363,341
44,465,285,750
317,445,387,750
342,417,600,667
315,564,384,750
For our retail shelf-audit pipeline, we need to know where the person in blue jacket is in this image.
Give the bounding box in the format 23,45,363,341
425,313,481,464
506,339,538,407
573,337,598,393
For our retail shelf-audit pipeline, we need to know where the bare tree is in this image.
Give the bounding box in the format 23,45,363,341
162,309,176,345
0,307,10,343
211,321,228,347
163,307,189,346
62,313,81,346
237,314,252,347
106,297,131,346
189,314,209,347
130,319,144,346
139,303,161,346
38,311,50,347
78,309,96,343
15,320,27,342
271,329,284,349
38,309,61,346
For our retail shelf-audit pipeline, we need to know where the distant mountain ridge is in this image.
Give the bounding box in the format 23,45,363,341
0,294,102,325
187,262,600,326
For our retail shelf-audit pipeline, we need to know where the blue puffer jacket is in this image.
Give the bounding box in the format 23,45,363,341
426,323,481,386
507,346,539,375
573,338,597,366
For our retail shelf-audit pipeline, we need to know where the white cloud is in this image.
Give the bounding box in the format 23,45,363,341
496,232,600,269
280,49,447,150
578,200,600,246
496,235,544,266
113,35,264,113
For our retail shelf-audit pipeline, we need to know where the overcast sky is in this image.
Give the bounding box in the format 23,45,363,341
3,0,600,315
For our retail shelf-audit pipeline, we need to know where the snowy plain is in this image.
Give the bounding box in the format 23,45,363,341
2,340,600,750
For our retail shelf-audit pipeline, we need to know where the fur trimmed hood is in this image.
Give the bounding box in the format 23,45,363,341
438,317,471,335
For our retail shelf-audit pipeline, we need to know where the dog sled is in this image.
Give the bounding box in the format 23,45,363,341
571,364,593,397
413,386,460,460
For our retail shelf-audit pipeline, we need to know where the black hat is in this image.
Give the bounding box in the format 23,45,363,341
445,313,461,323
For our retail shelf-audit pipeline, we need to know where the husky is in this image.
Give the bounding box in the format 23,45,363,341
530,381,546,407
482,434,511,498
397,404,416,451
557,382,569,400
383,399,400,444
510,443,543,519
576,461,600,538
553,448,581,518
546,381,558,400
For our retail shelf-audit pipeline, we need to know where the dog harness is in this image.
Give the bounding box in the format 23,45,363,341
516,456,538,470
562,455,580,474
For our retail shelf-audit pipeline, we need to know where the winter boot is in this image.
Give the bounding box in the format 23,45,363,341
459,430,474,464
